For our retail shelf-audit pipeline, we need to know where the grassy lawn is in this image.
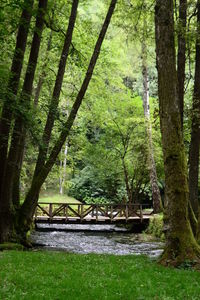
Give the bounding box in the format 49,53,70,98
0,251,200,300
39,194,81,204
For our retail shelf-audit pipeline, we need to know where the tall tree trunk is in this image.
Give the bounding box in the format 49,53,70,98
18,0,118,237
141,37,162,213
177,0,187,128
33,0,79,181
188,1,200,218
24,0,79,211
122,158,132,204
197,207,200,242
0,0,47,243
34,30,52,106
0,0,34,198
155,0,200,266
59,142,68,195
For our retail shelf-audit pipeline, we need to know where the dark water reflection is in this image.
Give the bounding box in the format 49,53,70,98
31,224,164,258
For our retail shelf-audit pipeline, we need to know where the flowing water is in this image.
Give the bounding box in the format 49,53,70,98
31,224,164,258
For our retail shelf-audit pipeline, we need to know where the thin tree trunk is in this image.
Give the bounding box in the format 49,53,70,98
59,149,63,195
0,0,47,243
155,0,200,266
23,0,79,212
19,0,118,236
34,30,52,106
188,1,200,218
59,142,68,195
122,158,132,203
141,36,162,213
33,0,79,181
177,0,187,128
0,0,34,198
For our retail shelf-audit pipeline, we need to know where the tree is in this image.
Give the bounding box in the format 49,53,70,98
155,0,200,266
188,0,200,218
177,0,187,128
141,13,162,213
18,0,118,241
0,0,48,243
0,0,118,243
0,0,34,197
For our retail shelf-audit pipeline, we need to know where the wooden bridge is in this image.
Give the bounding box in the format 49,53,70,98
34,202,153,225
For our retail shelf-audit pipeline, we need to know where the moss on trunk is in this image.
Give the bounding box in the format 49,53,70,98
155,0,200,267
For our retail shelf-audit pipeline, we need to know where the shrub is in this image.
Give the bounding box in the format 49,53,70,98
145,214,164,240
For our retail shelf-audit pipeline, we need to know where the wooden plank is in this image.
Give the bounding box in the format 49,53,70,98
65,205,68,220
52,204,66,217
49,203,53,219
37,204,50,217
68,206,81,218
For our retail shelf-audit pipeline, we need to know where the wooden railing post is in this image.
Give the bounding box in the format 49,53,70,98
78,204,81,216
65,205,68,220
49,203,53,220
81,204,83,221
96,205,98,221
140,204,143,222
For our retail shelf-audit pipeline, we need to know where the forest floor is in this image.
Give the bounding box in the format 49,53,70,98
0,250,200,299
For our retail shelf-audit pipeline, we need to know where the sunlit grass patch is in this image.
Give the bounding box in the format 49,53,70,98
39,194,81,204
0,251,200,300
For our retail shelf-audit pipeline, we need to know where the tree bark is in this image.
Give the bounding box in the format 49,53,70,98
0,0,34,198
155,0,200,266
177,0,187,128
19,0,118,235
188,0,200,218
197,207,200,243
59,142,68,195
33,0,79,181
0,0,47,243
34,30,53,106
141,35,162,213
122,158,132,204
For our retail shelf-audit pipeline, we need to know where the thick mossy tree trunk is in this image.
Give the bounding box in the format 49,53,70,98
0,0,34,197
188,1,200,218
177,0,187,129
197,207,200,243
141,34,162,214
155,0,200,266
18,0,118,237
0,0,47,243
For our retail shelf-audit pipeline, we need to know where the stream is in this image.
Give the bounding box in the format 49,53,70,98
31,224,164,258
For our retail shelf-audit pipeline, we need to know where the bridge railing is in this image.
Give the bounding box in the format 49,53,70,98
34,203,153,222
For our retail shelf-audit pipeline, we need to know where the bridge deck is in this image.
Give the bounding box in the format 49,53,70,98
34,202,153,224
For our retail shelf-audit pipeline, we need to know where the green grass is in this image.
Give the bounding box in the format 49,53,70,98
39,194,80,204
0,251,200,300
